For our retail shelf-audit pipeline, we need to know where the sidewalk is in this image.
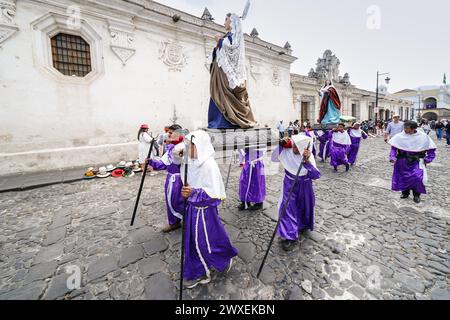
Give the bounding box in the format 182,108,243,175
0,167,87,193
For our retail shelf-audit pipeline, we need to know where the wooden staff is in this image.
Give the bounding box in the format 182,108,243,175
179,135,194,300
257,141,311,278
130,134,157,226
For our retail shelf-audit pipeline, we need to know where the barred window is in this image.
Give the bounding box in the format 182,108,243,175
51,33,92,77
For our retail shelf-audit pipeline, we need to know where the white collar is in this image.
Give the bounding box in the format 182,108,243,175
279,135,317,176
389,130,436,152
349,129,362,138
332,131,351,145
181,131,226,200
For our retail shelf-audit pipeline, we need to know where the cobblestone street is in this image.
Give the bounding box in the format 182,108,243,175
0,136,449,300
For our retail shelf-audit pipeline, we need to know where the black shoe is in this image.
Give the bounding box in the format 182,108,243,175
413,192,421,204
249,203,264,211
282,240,297,252
238,202,251,211
334,166,338,172
345,164,350,172
400,190,410,199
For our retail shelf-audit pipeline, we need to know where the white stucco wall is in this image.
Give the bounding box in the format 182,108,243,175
0,0,296,175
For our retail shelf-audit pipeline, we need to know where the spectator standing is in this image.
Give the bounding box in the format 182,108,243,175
276,120,286,139
435,121,444,141
384,115,404,142
444,120,450,147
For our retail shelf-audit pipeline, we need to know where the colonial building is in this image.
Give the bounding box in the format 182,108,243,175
291,50,414,124
391,81,450,121
0,0,297,175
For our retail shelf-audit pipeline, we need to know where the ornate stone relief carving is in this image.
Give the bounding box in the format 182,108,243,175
0,0,19,44
159,40,187,72
109,24,136,65
272,66,281,86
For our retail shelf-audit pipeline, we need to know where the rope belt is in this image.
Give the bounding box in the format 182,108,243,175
167,173,183,220
194,206,212,279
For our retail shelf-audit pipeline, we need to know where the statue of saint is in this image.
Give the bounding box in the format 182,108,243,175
207,13,257,129
318,79,342,125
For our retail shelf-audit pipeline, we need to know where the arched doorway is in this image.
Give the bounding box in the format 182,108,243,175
422,112,438,121
385,110,390,120
424,97,437,110
301,102,310,124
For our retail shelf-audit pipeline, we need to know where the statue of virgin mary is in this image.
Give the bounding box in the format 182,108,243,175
318,79,342,125
207,12,257,129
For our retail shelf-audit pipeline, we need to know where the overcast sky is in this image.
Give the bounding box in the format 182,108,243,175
161,0,450,93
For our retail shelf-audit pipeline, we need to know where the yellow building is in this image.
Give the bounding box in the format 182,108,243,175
392,84,450,121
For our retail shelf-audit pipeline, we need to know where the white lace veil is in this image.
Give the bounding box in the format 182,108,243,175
216,13,247,89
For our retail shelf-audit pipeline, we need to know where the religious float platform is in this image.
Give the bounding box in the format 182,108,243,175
312,123,339,130
201,128,276,155
202,123,339,157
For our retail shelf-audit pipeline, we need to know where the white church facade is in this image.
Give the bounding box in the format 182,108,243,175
1,1,414,176
0,0,297,175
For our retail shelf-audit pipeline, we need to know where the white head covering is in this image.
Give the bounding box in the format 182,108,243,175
279,135,317,176
216,13,247,89
389,130,437,152
181,130,226,200
349,128,362,138
332,131,352,145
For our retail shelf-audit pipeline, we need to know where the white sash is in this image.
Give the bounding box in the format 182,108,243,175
167,173,183,220
419,159,428,186
194,206,212,280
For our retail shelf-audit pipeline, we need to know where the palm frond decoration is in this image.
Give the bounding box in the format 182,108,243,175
241,0,251,20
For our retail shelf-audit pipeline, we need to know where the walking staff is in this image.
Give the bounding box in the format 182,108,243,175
257,141,311,278
179,135,194,300
130,133,157,226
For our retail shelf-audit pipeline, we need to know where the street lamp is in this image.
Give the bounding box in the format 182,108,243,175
417,89,422,123
375,71,391,122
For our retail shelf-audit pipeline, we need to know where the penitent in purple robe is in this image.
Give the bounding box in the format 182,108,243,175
183,188,238,281
389,147,436,194
277,165,321,240
272,143,321,241
328,131,350,168
316,131,331,161
149,144,184,226
347,129,368,165
239,149,266,204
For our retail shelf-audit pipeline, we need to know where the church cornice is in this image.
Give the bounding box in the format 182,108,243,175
27,0,297,64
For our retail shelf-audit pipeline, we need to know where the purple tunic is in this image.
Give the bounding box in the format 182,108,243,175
278,164,321,240
347,129,368,165
239,150,266,204
183,189,238,280
390,147,436,194
149,145,184,226
329,131,349,167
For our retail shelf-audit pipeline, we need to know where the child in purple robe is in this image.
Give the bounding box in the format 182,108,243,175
329,123,352,172
148,124,185,233
389,121,437,204
272,135,321,252
181,130,238,289
238,148,266,211
347,122,368,166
